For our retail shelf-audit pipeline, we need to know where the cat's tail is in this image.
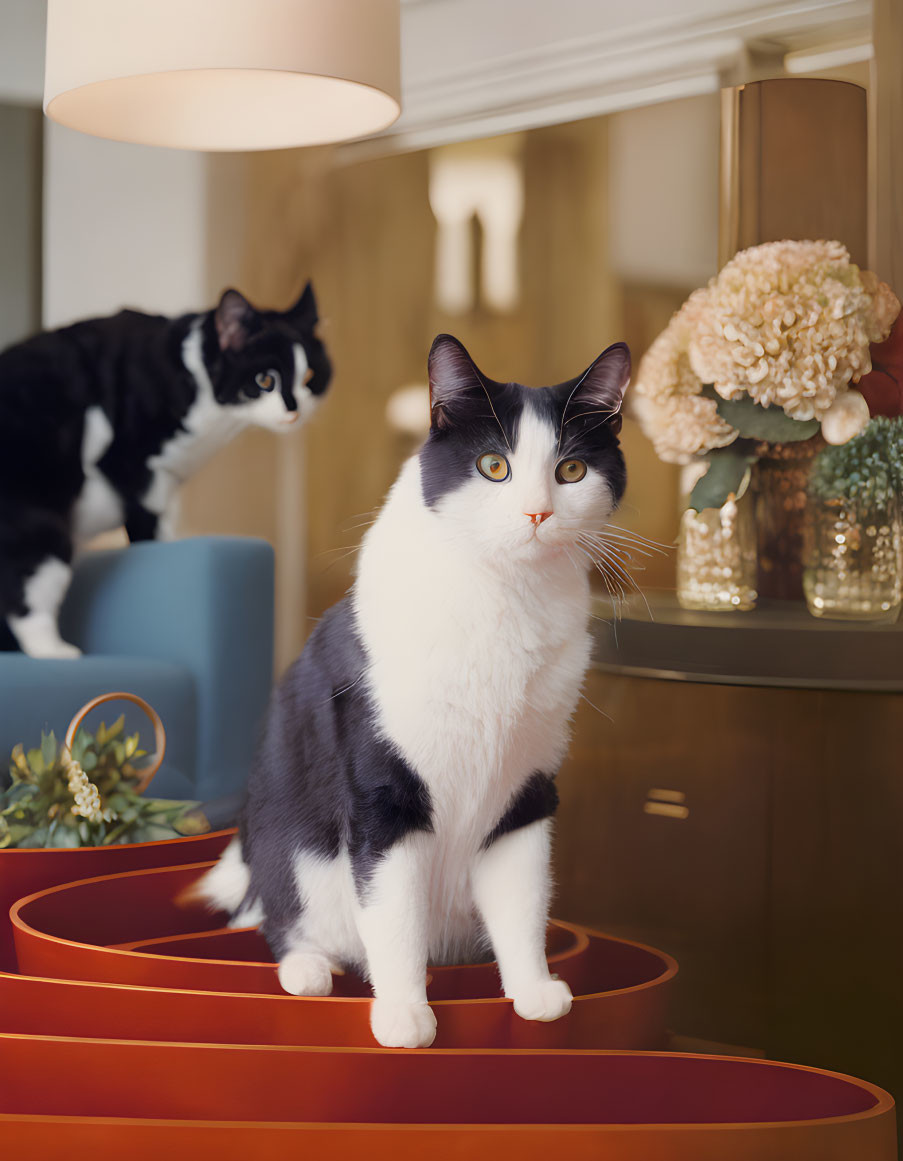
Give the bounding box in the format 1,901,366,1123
179,836,263,926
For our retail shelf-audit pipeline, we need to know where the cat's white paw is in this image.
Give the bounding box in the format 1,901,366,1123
277,951,334,996
26,639,82,660
510,978,573,1022
370,1000,437,1048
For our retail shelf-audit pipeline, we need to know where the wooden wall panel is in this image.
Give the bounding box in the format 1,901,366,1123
234,117,678,666
180,114,705,668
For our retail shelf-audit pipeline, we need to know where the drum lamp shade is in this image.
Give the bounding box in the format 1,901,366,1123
43,0,401,151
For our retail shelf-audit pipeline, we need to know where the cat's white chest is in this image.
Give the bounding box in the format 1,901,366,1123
72,406,123,541
142,322,243,521
356,479,591,838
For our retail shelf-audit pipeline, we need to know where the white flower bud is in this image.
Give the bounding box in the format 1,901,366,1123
821,390,871,445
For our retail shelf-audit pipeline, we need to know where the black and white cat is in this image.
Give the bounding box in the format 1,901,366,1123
196,333,630,1048
0,284,331,658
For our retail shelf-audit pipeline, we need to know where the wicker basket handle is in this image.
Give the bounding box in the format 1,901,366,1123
65,692,166,795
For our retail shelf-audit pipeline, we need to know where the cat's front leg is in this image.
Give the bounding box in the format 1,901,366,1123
125,494,180,543
355,835,437,1049
124,501,159,543
472,817,573,1022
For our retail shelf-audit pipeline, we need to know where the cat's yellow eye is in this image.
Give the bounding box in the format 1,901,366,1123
255,370,278,392
555,458,587,484
476,452,511,482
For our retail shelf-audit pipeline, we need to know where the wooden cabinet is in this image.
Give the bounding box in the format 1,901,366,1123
554,622,903,1109
555,671,771,1047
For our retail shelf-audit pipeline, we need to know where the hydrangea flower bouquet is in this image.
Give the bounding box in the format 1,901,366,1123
632,241,900,609
633,240,900,510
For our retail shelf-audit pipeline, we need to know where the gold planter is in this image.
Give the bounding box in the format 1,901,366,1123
803,495,903,622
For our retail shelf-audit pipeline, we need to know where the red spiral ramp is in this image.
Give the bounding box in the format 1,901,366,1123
0,838,895,1159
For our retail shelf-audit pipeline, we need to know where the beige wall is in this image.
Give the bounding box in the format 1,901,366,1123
42,122,209,328
182,113,699,674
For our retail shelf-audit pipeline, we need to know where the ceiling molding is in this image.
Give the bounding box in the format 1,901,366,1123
342,0,870,158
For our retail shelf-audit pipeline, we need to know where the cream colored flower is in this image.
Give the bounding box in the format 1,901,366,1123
631,290,737,463
62,747,111,824
821,389,871,445
688,240,900,422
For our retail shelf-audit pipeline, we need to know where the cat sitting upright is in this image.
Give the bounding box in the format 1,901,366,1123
0,284,331,658
194,333,630,1048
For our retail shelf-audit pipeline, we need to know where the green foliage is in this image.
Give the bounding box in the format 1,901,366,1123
1,722,209,849
809,417,903,506
690,447,757,512
702,385,821,442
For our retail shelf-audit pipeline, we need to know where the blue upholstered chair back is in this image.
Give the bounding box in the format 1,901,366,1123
0,537,274,803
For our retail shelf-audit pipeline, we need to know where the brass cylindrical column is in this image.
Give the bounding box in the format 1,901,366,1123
719,78,868,599
719,78,868,268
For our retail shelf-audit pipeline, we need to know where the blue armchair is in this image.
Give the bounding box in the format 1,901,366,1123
0,537,274,804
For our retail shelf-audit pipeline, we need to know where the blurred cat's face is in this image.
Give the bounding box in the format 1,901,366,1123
208,283,332,432
419,336,629,568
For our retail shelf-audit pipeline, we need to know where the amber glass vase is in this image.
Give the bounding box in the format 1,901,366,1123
750,437,824,600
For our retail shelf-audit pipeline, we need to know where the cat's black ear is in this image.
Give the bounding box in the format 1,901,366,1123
428,334,486,431
215,289,255,352
563,342,631,434
286,280,318,328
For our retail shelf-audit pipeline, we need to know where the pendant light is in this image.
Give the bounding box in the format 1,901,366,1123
43,0,401,151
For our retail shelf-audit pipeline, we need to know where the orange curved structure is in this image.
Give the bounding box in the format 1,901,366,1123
0,1039,894,1160
9,862,675,1050
0,830,234,971
0,844,895,1158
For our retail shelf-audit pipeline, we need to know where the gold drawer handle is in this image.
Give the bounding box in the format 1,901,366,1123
644,788,689,820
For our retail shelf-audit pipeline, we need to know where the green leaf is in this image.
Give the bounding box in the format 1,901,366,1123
690,448,757,512
105,715,125,743
47,825,80,848
701,386,820,442
40,731,58,768
142,824,180,843
5,824,33,846
29,825,49,848
2,783,39,806
81,751,98,772
26,749,44,777
172,810,211,836
71,730,90,764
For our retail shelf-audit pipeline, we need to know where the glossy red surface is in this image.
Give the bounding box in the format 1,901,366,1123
0,839,895,1159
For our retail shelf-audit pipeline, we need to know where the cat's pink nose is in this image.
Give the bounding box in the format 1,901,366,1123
526,511,552,525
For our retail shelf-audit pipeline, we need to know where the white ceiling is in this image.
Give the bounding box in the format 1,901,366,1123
384,0,872,150
0,0,872,143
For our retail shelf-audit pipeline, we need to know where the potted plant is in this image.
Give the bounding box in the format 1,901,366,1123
0,692,232,972
804,417,903,620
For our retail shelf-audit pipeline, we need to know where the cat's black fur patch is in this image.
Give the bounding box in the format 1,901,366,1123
482,772,559,848
0,285,329,645
419,335,628,509
238,598,433,959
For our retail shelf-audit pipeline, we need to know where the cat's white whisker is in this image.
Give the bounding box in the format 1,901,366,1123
600,524,671,553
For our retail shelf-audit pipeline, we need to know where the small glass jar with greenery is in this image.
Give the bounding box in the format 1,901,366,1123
804,418,903,621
